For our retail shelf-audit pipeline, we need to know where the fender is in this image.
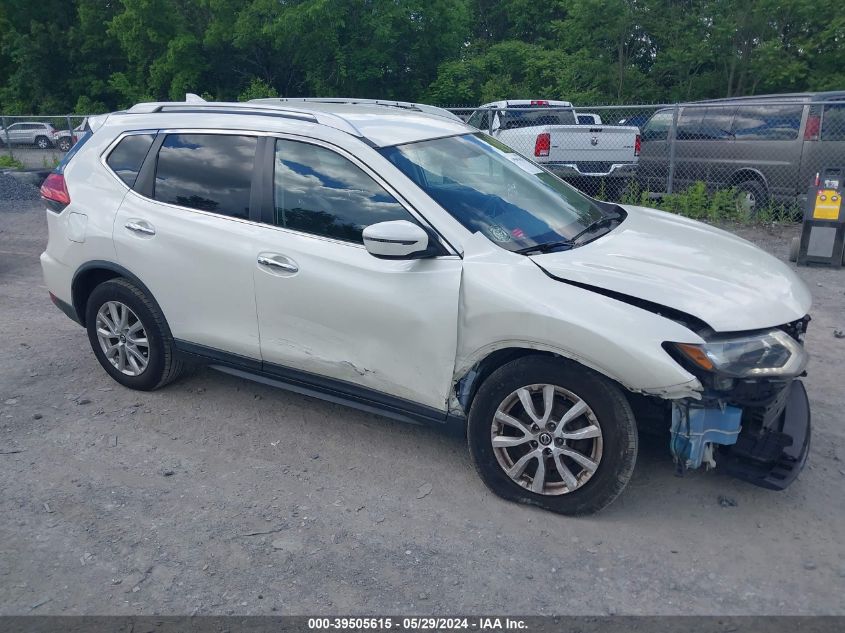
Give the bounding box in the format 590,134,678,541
71,259,167,328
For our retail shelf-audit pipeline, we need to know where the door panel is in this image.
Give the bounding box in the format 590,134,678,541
113,193,262,359
253,228,462,410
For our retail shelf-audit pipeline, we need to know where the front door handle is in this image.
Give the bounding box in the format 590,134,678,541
125,220,156,236
257,253,299,273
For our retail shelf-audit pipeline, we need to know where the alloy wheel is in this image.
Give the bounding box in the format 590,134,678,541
95,301,150,376
491,384,603,495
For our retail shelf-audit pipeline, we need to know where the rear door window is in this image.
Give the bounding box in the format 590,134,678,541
106,133,155,187
732,104,803,140
153,133,257,218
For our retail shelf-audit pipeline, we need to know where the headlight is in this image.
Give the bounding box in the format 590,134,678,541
671,329,808,378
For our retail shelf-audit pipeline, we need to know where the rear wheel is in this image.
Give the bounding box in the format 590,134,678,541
467,356,638,515
85,279,183,391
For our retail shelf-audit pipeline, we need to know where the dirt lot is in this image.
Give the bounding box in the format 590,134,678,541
1,201,844,616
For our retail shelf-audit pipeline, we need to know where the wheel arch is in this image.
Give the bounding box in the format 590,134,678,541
71,260,162,328
454,344,634,415
727,168,769,192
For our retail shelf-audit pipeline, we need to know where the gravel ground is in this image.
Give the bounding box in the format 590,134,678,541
0,172,41,201
1,201,844,616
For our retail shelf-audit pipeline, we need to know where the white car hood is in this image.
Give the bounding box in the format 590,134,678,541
530,205,812,332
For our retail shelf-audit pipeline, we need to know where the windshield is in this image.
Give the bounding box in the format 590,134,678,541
379,133,609,253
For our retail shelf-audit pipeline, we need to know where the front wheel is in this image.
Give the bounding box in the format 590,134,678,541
467,356,638,515
57,138,72,152
35,135,51,150
85,278,184,391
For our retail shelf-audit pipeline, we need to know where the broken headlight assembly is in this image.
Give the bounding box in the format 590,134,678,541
669,328,808,379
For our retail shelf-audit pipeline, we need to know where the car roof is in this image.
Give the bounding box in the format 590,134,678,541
114,97,470,148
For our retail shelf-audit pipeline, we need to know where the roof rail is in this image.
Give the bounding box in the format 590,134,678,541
250,97,463,122
120,100,363,136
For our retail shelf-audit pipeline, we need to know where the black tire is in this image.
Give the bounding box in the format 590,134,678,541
735,179,768,216
467,355,638,515
35,135,52,150
85,278,183,391
57,138,72,152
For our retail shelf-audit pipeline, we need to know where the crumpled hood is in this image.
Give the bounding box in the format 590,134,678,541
530,205,812,332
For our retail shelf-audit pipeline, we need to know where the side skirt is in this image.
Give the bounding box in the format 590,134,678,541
173,340,466,431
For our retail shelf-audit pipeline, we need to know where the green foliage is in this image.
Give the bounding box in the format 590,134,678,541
238,77,278,102
638,181,796,226
0,155,25,169
0,0,843,113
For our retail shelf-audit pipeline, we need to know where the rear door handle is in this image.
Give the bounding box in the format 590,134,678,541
125,220,155,236
257,253,299,274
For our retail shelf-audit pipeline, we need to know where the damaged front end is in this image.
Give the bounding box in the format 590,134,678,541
665,316,812,490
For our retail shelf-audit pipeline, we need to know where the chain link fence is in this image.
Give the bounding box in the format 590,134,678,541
447,99,845,220
0,115,89,171
4,99,845,220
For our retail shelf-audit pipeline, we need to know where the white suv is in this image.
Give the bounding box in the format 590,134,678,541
40,97,813,515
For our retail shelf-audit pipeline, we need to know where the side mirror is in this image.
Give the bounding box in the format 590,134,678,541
363,220,432,260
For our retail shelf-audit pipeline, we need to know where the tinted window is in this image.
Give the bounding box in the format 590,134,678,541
499,107,577,129
732,104,803,140
273,139,414,243
698,106,736,140
106,134,155,187
467,110,490,130
676,107,705,140
822,104,845,141
154,134,256,218
641,110,672,141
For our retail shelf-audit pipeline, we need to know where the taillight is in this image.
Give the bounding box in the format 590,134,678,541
804,114,820,141
634,133,641,156
534,132,551,157
40,172,70,211
530,100,550,106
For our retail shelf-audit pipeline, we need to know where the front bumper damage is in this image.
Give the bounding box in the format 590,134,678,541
668,317,812,491
670,379,811,490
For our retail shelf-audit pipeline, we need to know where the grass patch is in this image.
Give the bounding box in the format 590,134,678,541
0,155,24,169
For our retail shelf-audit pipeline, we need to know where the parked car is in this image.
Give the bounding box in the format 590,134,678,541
40,97,812,515
638,91,845,213
576,113,602,125
466,100,640,187
0,121,56,149
53,119,88,152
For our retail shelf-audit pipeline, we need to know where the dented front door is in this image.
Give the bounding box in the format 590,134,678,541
252,225,462,411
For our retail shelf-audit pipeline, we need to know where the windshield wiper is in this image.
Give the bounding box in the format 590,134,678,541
568,210,625,245
515,240,573,255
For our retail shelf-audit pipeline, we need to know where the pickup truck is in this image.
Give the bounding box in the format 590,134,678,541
466,100,640,184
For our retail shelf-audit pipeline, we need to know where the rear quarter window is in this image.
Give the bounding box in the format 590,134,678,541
821,104,845,141
106,133,156,187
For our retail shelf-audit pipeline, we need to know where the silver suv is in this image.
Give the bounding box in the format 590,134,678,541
0,121,56,149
